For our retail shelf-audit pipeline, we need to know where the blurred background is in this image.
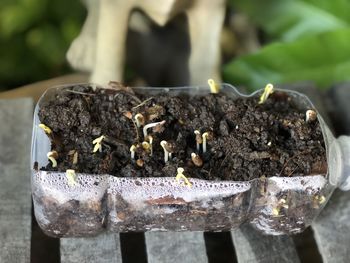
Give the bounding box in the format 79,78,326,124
0,0,85,90
1,0,350,92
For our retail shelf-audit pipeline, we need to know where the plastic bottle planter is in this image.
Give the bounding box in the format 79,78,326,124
31,84,350,237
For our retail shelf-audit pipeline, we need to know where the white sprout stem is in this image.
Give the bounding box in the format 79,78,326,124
202,133,208,153
160,141,169,163
194,130,201,152
149,138,153,156
130,145,136,160
143,120,165,138
169,152,172,159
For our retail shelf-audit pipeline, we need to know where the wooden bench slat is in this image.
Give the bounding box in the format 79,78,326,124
232,224,300,263
145,232,208,263
312,84,350,263
60,233,122,263
0,99,33,263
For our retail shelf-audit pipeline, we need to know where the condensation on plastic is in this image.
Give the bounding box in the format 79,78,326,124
31,83,340,237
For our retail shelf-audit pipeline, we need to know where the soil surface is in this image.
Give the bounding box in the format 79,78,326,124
38,84,327,181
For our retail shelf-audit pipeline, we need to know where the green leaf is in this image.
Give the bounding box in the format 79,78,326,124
231,0,350,41
223,29,350,90
0,0,47,38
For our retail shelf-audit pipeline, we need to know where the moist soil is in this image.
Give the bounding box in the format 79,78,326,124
38,84,327,181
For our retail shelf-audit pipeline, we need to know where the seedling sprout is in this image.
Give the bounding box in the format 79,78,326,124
68,150,78,165
272,208,280,216
39,124,52,134
306,110,317,123
66,169,78,187
92,135,105,153
143,120,166,138
146,135,154,155
202,132,212,153
73,151,78,164
134,113,145,127
315,195,326,204
160,140,169,163
130,145,136,159
194,130,202,151
176,167,192,188
272,198,289,216
258,83,274,104
208,79,220,94
142,141,151,153
163,141,176,159
191,153,203,167
47,151,58,168
319,196,326,204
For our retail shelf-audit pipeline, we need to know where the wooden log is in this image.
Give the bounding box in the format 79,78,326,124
0,99,33,263
232,224,300,263
145,232,208,263
60,233,122,263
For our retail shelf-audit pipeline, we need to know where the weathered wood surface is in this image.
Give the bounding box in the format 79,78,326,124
312,84,350,263
231,224,300,263
0,73,88,102
60,233,122,263
0,99,33,263
145,232,208,263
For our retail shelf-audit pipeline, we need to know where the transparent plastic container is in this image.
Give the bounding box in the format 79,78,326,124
31,83,350,237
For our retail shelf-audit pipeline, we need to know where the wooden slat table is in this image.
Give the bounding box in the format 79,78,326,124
1,83,350,263
312,84,350,263
145,232,208,263
231,224,300,263
0,99,33,263
60,233,122,263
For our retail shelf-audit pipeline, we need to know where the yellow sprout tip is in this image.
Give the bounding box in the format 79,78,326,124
176,168,192,188
66,169,78,187
47,156,57,168
208,79,220,94
202,132,209,139
259,83,274,104
272,208,280,216
93,135,105,144
142,141,151,151
39,124,52,134
130,145,136,152
319,195,326,204
92,135,105,153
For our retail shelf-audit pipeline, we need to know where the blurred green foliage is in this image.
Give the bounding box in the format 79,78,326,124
0,0,85,90
2,0,349,91
224,0,350,90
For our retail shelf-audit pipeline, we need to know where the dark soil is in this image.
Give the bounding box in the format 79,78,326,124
38,84,327,181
